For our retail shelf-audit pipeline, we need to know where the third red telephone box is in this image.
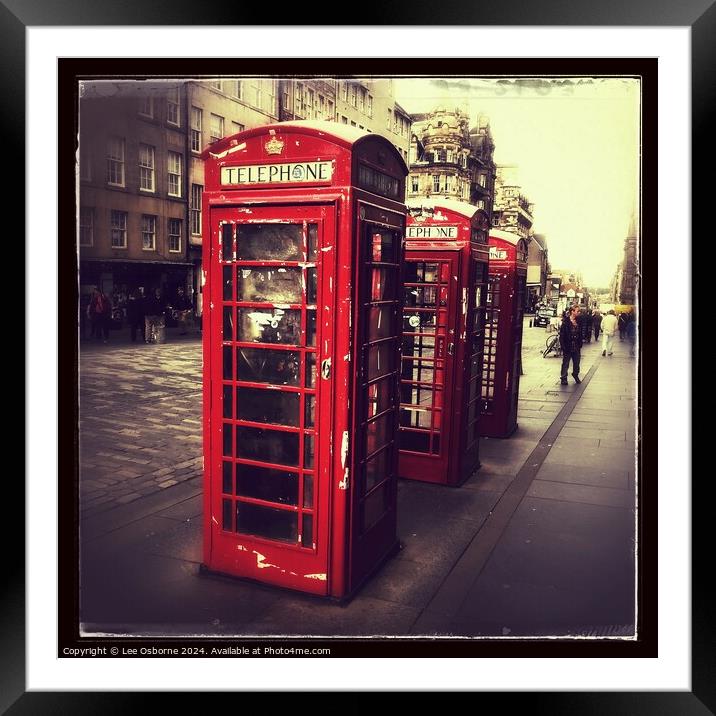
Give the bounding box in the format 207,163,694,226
200,121,407,598
399,199,490,486
480,229,528,438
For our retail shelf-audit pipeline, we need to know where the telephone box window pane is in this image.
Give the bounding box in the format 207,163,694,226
303,474,313,507
305,353,317,388
307,224,317,261
363,482,389,532
304,435,315,469
403,312,437,333
401,336,435,358
222,224,233,261
400,429,430,453
236,464,299,505
236,426,299,467
370,268,395,301
399,407,433,429
306,267,317,305
223,385,233,418
236,387,300,427
305,394,315,428
223,307,234,341
236,348,300,386
365,446,390,493
222,461,233,494
367,378,393,418
222,498,233,530
370,230,396,262
367,342,395,380
367,412,392,456
405,285,437,308
236,224,302,261
223,345,233,380
223,266,233,300
302,514,313,547
368,306,394,341
236,502,298,544
223,423,233,457
237,267,302,304
238,309,301,345
306,309,317,346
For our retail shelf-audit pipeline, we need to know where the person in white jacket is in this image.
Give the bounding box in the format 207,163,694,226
600,310,618,356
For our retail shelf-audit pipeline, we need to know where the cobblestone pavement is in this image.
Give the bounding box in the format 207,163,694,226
79,337,203,517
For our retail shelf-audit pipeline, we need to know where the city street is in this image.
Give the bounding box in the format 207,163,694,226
78,318,637,638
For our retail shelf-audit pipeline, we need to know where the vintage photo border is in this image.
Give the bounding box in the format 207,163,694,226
8,2,706,708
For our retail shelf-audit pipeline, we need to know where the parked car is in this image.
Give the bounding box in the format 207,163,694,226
534,306,556,327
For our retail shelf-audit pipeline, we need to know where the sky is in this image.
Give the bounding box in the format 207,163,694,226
392,77,640,288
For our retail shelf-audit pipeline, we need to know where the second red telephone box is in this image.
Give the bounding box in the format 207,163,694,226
481,229,528,438
399,199,490,486
200,121,407,598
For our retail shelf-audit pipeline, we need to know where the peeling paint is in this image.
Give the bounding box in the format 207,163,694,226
237,544,248,551
209,142,247,159
211,516,219,525
340,430,349,469
304,573,327,581
321,246,332,253
339,467,350,491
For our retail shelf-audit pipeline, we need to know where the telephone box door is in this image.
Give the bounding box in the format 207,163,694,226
205,204,335,593
399,252,461,482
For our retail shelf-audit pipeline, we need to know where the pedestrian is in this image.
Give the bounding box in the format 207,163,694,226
144,288,168,344
618,311,628,340
172,287,193,335
593,310,603,342
559,305,583,385
579,306,592,343
627,312,637,357
600,309,618,356
87,287,112,344
126,288,146,343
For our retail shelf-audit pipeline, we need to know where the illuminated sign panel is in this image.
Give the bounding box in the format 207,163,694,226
406,225,459,239
220,162,333,186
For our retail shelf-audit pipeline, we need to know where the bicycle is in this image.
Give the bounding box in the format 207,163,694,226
542,333,562,358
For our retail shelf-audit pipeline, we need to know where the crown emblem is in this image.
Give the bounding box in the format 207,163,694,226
265,136,284,155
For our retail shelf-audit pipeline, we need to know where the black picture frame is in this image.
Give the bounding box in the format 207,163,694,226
8,2,706,709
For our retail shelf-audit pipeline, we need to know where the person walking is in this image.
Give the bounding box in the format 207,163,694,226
627,312,637,357
559,305,583,385
580,307,593,344
87,287,112,344
601,309,618,356
144,288,168,344
126,288,146,343
618,311,628,340
592,310,603,342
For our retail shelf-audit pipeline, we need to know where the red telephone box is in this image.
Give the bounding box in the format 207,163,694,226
200,121,407,598
480,229,528,438
399,199,490,486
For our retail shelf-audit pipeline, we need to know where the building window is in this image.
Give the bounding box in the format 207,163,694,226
341,82,348,102
318,94,325,119
138,144,155,192
110,210,127,248
367,95,373,118
359,88,366,113
190,107,202,153
341,115,348,125
167,152,182,197
433,175,440,193
142,214,157,250
283,86,290,109
350,84,357,108
190,184,203,235
295,83,304,114
386,109,391,130
167,87,180,126
306,89,314,118
231,80,243,99
106,137,125,186
210,114,224,143
444,176,451,192
138,96,154,118
446,149,453,163
479,173,487,187
411,177,419,193
210,79,222,91
327,100,334,120
232,121,245,136
168,218,182,253
79,207,93,246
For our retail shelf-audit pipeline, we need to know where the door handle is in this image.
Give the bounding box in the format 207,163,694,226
321,358,331,380
447,342,454,356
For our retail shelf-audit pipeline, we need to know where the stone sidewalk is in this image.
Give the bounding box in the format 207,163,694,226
78,322,639,638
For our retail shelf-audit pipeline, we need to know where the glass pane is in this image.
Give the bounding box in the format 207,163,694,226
222,461,233,494
306,309,317,347
236,347,300,386
369,229,396,262
221,223,233,261
223,385,233,418
302,514,313,547
365,446,391,493
368,305,394,340
362,481,388,532
404,285,438,309
405,262,438,283
304,434,315,469
367,341,395,380
305,394,315,428
223,306,234,341
223,345,233,380
366,412,392,456
306,267,317,305
401,336,436,358
223,265,232,300
236,502,298,544
238,308,301,345
236,387,300,427
237,223,302,261
399,407,433,429
400,429,430,453
305,352,317,388
237,267,302,304
236,464,299,505
236,426,300,467
307,223,317,261
223,423,233,457
367,377,393,418
303,474,313,508
370,268,394,301
222,498,232,530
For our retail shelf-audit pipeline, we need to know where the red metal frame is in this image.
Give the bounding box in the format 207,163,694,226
399,200,490,486
480,229,528,439
201,122,407,598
